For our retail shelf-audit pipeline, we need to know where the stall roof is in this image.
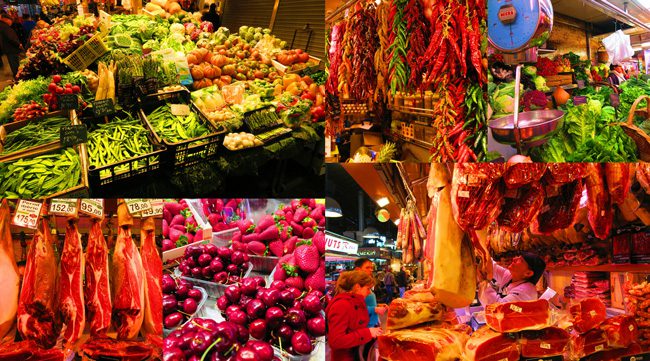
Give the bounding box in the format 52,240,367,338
552,0,650,37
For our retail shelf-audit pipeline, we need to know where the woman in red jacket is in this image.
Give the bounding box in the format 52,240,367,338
326,270,383,361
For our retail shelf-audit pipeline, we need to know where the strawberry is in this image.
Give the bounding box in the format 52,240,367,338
309,205,324,223
279,225,292,241
293,207,309,223
255,215,275,233
274,266,288,281
286,276,304,290
242,233,261,244
301,217,316,228
304,266,325,292
290,221,303,237
232,231,242,243
280,254,298,276
232,240,247,252
236,219,254,233
294,241,319,273
302,226,316,239
284,236,299,254
259,225,280,242
269,240,284,257
313,231,325,255
248,241,266,256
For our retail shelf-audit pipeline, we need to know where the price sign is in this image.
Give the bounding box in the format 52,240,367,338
610,93,620,108
49,199,78,217
60,125,88,147
79,199,104,219
125,199,152,215
12,200,43,229
573,96,587,106
91,99,116,117
59,94,79,110
140,199,163,217
577,80,586,89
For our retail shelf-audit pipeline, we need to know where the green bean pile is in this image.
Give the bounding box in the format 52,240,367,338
147,104,210,144
1,116,69,155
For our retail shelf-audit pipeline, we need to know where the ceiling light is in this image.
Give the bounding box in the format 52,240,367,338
376,197,390,207
375,208,390,222
638,0,650,9
362,227,380,238
325,197,343,218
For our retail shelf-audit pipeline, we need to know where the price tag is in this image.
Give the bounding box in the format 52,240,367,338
540,343,551,350
140,199,163,217
125,199,152,215
610,94,620,108
577,80,585,89
509,304,523,313
170,104,190,116
79,199,104,219
91,99,116,117
60,125,88,147
595,345,604,352
573,96,587,106
12,200,43,229
59,94,79,110
49,199,78,217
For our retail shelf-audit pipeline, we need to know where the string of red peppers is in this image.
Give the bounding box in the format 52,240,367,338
325,21,346,137
349,3,379,102
374,1,391,104
404,0,430,91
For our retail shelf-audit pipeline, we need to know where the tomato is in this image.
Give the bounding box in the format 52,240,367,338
52,75,62,83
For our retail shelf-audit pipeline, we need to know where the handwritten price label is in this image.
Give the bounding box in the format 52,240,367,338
12,200,43,229
49,199,78,217
79,199,104,219
140,199,163,217
125,199,152,215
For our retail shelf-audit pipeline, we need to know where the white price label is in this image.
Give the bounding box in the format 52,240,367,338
79,199,104,219
49,199,78,216
12,200,43,229
540,343,551,350
140,199,163,217
590,310,597,317
595,345,604,352
630,324,635,331
125,199,152,215
509,304,523,313
458,190,470,198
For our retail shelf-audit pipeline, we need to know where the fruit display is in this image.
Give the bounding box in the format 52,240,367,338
162,274,206,330
178,244,252,285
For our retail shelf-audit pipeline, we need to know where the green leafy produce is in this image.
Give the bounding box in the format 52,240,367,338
147,104,210,143
309,70,328,86
0,148,81,198
618,78,650,123
246,108,280,131
1,116,70,155
489,82,521,118
533,76,549,92
0,77,50,124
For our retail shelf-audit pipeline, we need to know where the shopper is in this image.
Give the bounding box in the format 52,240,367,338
396,267,408,298
202,4,221,30
0,13,23,78
326,270,383,361
21,14,36,47
383,268,395,304
607,64,626,86
354,258,387,327
478,252,546,305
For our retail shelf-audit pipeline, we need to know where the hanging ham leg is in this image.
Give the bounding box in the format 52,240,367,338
585,164,614,240
141,216,162,336
605,163,632,205
85,220,111,337
0,200,19,343
112,202,145,339
59,219,86,346
17,216,59,349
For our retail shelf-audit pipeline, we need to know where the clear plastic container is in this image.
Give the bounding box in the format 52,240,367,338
163,286,208,336
272,336,325,361
249,255,279,274
181,263,253,299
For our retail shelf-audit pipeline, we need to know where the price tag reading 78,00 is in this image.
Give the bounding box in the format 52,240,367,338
12,200,43,229
125,199,152,215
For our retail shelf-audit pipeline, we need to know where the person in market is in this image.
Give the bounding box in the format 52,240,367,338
202,3,221,30
395,266,408,298
326,270,384,361
383,267,396,304
354,258,388,327
21,14,36,47
607,64,627,86
0,12,23,79
478,251,546,305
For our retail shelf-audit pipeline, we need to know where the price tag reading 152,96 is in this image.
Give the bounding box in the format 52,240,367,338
49,199,78,217
125,199,152,215
140,199,163,217
12,200,43,229
79,199,104,219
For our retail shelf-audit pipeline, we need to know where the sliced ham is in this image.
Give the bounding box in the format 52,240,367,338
386,290,447,330
378,326,469,361
464,326,520,361
140,217,162,336
570,298,607,333
17,217,60,349
519,327,570,357
605,163,632,205
0,340,65,360
585,163,614,240
85,220,111,337
0,200,19,342
81,337,153,360
59,220,86,346
600,315,638,348
485,299,551,333
571,329,609,359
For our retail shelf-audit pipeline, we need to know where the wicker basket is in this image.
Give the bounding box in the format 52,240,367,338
63,32,108,71
618,95,650,162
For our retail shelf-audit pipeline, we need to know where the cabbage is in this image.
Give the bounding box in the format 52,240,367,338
523,65,537,76
534,76,550,92
493,95,515,115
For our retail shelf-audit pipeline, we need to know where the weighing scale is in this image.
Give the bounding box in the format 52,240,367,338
487,0,563,155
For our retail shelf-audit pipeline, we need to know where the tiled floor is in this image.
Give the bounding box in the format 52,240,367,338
0,55,15,91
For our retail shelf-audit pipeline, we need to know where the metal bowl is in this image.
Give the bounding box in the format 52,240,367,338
489,110,565,146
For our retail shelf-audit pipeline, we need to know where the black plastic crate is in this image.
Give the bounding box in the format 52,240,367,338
138,90,226,171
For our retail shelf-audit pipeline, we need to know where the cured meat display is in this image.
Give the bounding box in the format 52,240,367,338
59,220,86,346
386,290,448,330
0,200,19,343
0,340,65,360
81,337,153,360
451,163,505,231
463,326,520,361
85,220,112,337
497,182,545,233
111,203,146,339
582,343,643,361
485,299,551,333
17,216,60,349
605,163,633,205
544,163,587,185
585,163,614,240
377,327,469,361
565,272,611,306
140,217,162,336
600,315,638,348
624,281,650,346
503,162,547,189
396,200,426,264
570,297,607,333
571,329,609,359
532,179,583,235
519,327,570,357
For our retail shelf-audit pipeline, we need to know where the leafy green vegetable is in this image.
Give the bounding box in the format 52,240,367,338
0,77,50,124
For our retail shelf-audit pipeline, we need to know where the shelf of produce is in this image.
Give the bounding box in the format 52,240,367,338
548,264,650,272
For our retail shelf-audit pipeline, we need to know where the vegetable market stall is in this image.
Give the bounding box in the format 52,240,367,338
0,9,325,198
325,0,488,163
327,162,650,360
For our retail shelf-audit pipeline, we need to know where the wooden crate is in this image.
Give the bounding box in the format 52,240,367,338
545,74,573,87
